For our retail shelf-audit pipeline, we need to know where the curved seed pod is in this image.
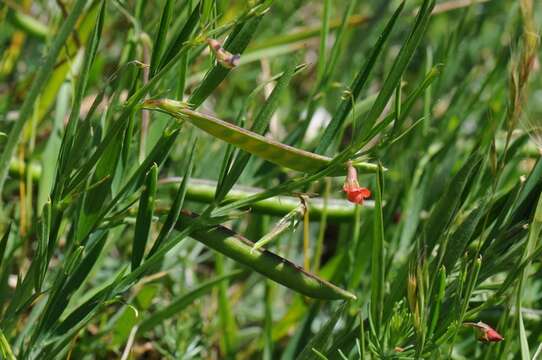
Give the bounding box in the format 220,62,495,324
143,99,377,176
177,210,356,300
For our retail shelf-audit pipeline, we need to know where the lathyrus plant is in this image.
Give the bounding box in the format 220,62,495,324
0,0,540,359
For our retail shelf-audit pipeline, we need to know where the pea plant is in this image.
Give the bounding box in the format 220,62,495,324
0,0,540,358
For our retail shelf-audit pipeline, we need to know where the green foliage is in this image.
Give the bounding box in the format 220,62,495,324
0,0,541,358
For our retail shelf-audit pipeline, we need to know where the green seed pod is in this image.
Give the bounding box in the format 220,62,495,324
177,211,356,300
142,99,378,176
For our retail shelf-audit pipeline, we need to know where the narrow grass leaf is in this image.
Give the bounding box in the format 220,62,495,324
138,271,242,332
316,1,405,155
215,57,297,201
215,254,238,356
148,141,196,257
56,0,106,186
517,193,542,359
442,206,484,272
150,0,173,78
0,327,16,360
424,154,482,251
132,164,158,270
353,0,435,148
0,0,88,195
189,13,263,108
296,303,347,359
0,225,11,274
159,2,201,71
370,164,385,332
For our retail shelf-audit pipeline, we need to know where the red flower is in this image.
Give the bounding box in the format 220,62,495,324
464,321,504,343
343,161,371,205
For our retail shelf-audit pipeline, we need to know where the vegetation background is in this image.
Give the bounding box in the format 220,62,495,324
0,0,541,358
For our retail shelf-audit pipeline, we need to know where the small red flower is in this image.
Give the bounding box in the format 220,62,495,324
343,161,371,205
464,321,504,343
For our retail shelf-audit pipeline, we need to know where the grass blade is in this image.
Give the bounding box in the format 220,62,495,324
148,141,196,257
189,11,264,108
149,0,173,78
215,57,297,201
353,0,435,149
138,270,242,333
131,164,158,270
315,1,405,154
0,0,88,196
370,164,385,332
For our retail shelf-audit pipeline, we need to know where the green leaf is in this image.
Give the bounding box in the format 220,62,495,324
516,193,542,359
35,201,51,291
442,206,483,272
0,0,88,195
56,0,106,187
111,305,139,346
424,154,482,251
138,271,242,332
215,56,298,201
38,83,69,211
315,1,405,154
148,139,196,257
158,1,202,72
132,164,158,270
353,0,435,149
0,224,11,274
74,118,124,244
428,266,446,338
216,254,238,356
370,164,385,332
297,303,347,359
150,0,173,78
0,327,16,360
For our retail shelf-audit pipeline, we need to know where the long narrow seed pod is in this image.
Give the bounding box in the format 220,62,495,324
142,99,377,176
176,210,356,301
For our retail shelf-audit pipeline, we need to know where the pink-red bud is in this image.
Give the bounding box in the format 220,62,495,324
343,161,371,205
464,321,504,343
